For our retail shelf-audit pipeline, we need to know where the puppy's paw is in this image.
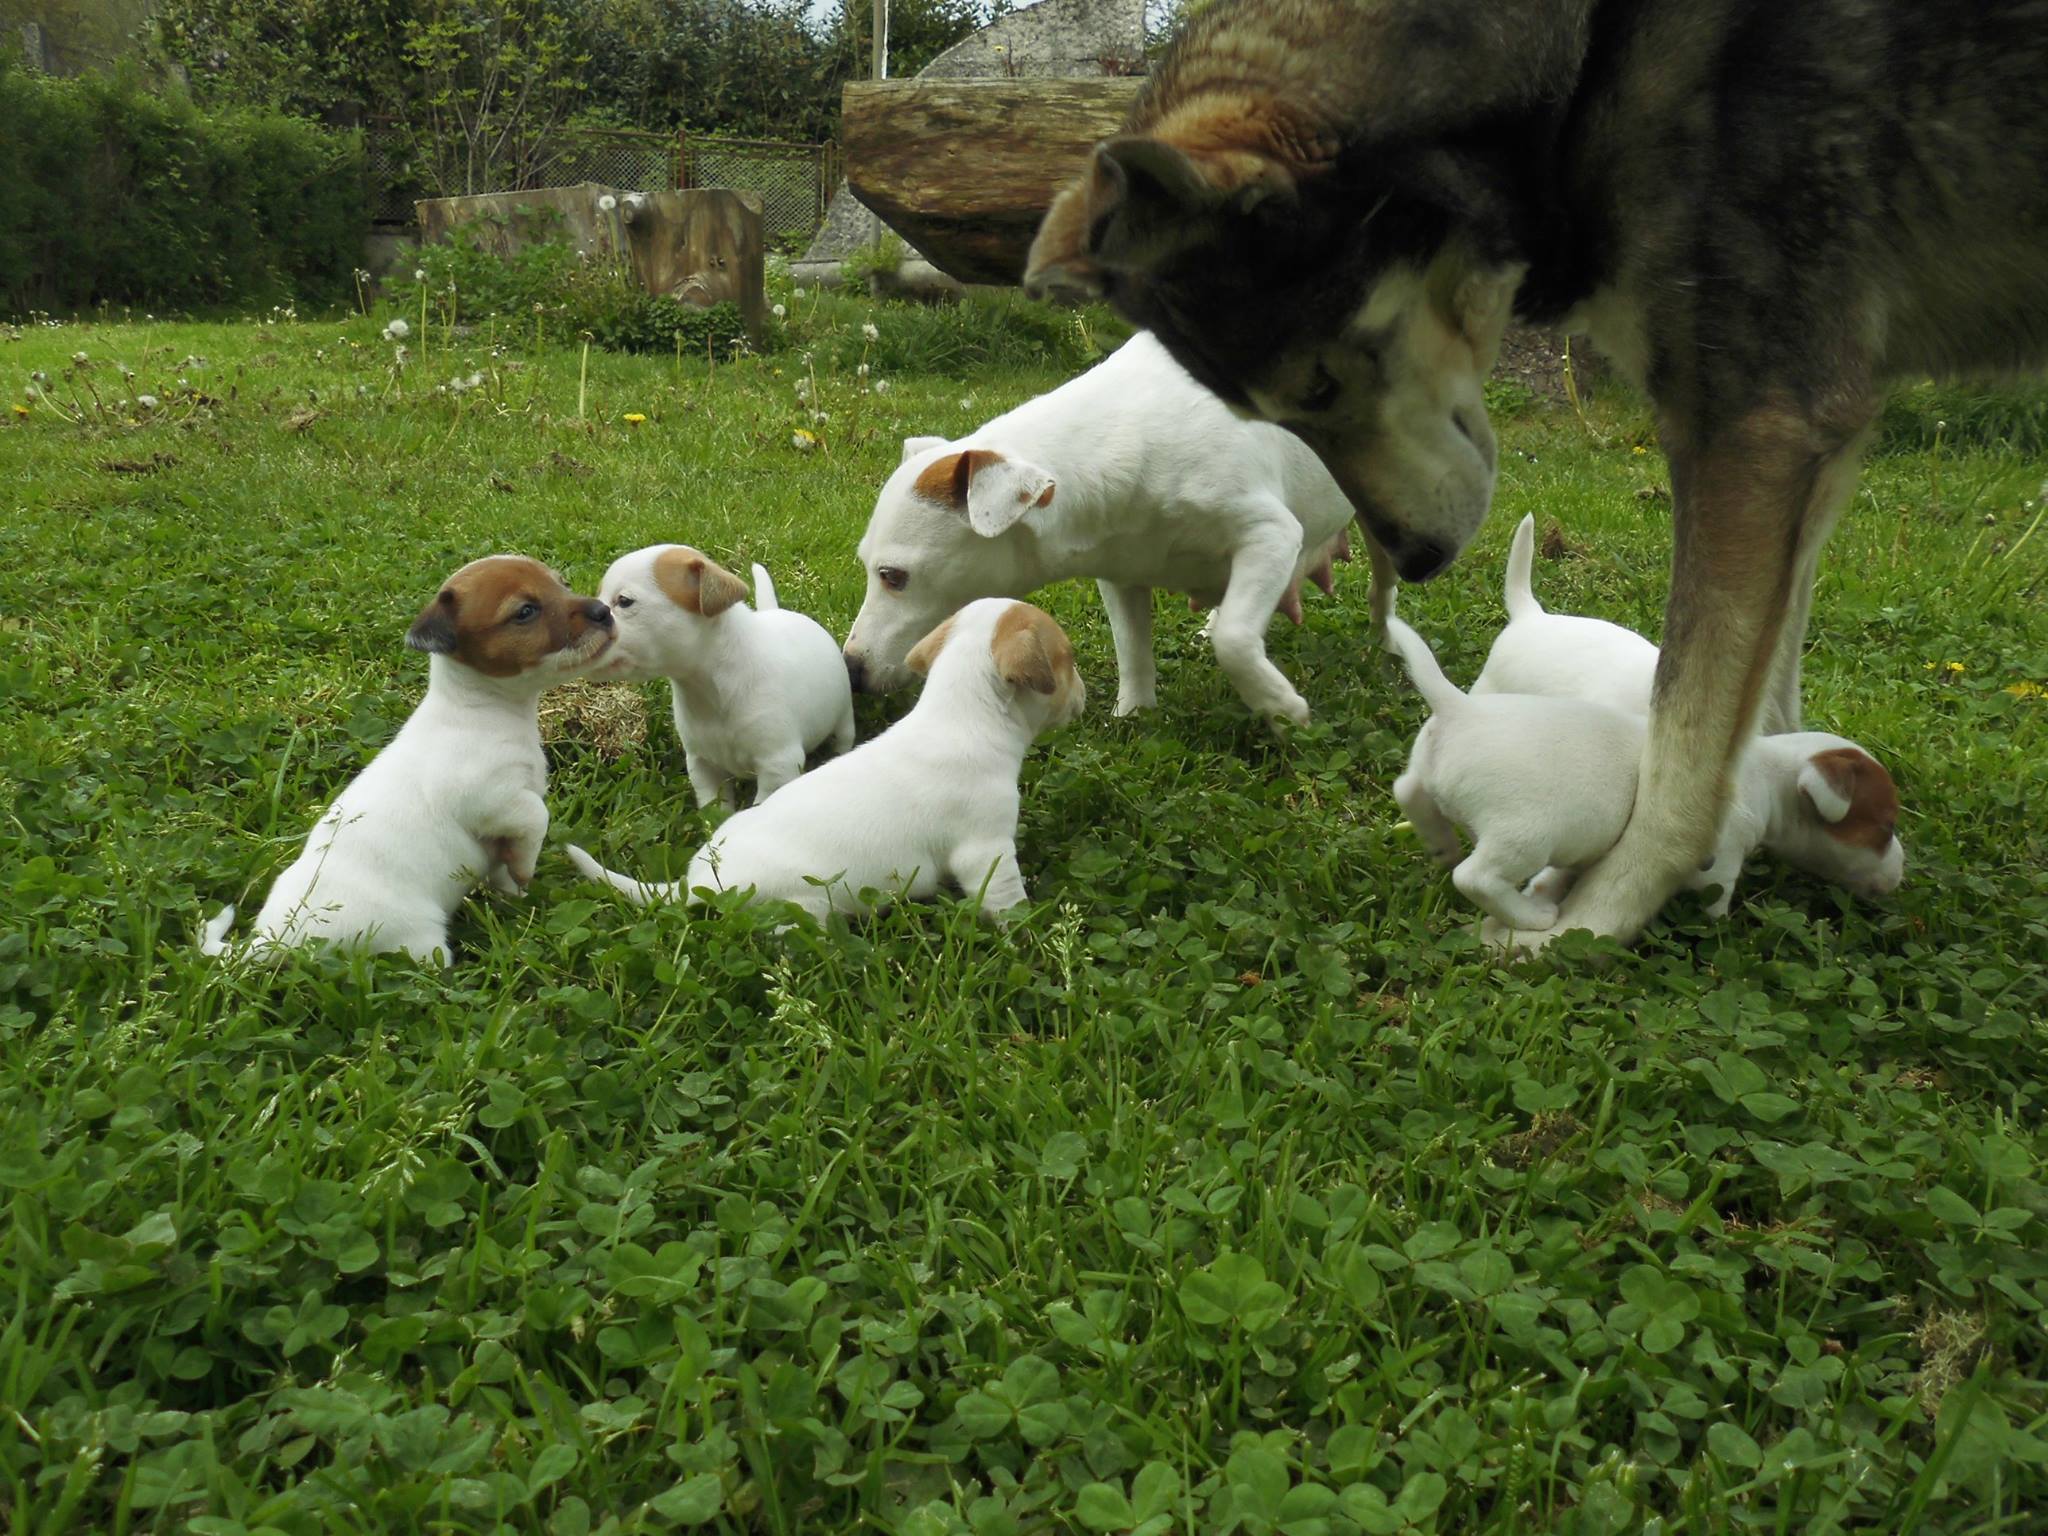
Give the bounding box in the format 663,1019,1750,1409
489,864,524,898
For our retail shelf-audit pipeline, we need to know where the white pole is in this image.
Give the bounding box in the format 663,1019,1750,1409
873,0,888,80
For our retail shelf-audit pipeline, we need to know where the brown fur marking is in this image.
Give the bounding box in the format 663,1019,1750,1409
992,601,1078,701
407,554,608,679
905,614,957,677
912,449,1006,510
1808,747,1901,853
654,546,748,617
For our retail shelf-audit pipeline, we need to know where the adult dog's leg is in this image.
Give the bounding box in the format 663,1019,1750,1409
1759,425,1873,732
1520,404,1858,947
1096,580,1158,716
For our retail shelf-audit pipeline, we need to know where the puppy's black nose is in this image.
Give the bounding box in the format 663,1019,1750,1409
586,600,613,627
844,652,867,692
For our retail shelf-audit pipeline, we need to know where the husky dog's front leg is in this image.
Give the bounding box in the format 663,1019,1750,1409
1519,402,1862,949
1211,504,1308,724
1096,580,1157,716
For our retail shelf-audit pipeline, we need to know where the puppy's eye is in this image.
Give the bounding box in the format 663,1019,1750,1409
1301,362,1341,414
614,594,636,610
878,567,908,593
512,602,541,624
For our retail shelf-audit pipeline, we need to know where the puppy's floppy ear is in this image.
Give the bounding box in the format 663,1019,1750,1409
991,603,1058,696
913,449,1055,537
654,547,749,616
406,588,459,655
1796,755,1858,824
905,614,956,677
900,434,948,463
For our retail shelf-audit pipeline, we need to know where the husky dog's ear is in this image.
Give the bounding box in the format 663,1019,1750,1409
905,614,956,677
407,588,459,654
1027,133,1298,298
900,434,948,463
654,547,749,616
912,449,1056,536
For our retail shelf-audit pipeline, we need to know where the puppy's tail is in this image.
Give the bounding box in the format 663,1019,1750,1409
751,563,779,612
1503,513,1543,623
1384,616,1467,717
199,905,237,957
566,844,684,908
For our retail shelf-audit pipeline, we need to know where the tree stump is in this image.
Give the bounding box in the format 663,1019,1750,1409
841,79,1142,285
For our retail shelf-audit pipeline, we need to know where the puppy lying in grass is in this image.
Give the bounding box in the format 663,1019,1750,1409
201,555,614,963
1472,516,1905,918
593,544,854,808
570,598,1083,925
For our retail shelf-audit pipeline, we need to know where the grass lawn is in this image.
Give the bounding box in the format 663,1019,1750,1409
3,293,2046,1535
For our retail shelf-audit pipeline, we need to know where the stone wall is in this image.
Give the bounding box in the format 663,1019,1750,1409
3,0,155,76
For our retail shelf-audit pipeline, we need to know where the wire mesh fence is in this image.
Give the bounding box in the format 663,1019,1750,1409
367,122,838,249
682,135,840,250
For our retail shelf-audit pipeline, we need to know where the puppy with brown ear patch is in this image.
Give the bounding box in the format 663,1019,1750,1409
569,598,1083,925
594,544,855,808
201,555,614,963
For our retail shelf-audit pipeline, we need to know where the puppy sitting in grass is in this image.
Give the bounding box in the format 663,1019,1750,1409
570,597,1083,925
201,555,614,963
593,544,854,808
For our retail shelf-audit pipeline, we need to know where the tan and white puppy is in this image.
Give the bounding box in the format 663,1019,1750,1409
595,545,855,807
570,597,1084,924
1470,515,1905,918
201,556,614,963
842,331,1392,725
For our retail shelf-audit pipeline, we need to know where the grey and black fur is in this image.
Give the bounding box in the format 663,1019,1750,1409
1027,0,2048,946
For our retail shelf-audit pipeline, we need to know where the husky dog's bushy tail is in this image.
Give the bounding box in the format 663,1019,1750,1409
199,906,237,956
565,846,685,907
1503,514,1543,624
1384,616,1467,717
751,563,779,612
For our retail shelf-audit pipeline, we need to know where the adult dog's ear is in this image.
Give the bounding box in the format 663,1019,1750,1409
1026,134,1297,298
654,547,749,616
905,614,956,678
407,588,459,654
913,449,1056,537
900,434,948,463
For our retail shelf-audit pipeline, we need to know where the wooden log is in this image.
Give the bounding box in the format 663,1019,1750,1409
842,79,1142,286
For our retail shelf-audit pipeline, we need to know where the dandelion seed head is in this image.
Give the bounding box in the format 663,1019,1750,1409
771,303,787,321
861,322,878,342
136,394,158,410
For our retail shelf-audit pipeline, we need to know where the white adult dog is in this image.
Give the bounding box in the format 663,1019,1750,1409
570,598,1084,923
594,545,854,807
1471,516,1905,916
841,331,1392,725
200,555,615,962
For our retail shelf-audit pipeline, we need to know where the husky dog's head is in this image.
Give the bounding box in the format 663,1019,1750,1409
1025,0,1589,581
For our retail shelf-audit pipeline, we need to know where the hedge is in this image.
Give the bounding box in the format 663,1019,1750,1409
0,64,368,316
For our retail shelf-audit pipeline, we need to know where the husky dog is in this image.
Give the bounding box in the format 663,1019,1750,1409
1025,0,2048,948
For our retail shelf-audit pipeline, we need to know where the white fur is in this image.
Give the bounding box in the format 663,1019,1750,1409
200,643,606,964
843,331,1393,724
570,598,1085,924
595,548,855,807
1452,516,1904,926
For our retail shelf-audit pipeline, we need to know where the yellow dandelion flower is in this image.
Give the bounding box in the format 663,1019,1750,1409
1631,444,1648,455
9,403,27,418
1945,660,1965,675
623,412,647,426
2006,680,2044,700
792,428,817,451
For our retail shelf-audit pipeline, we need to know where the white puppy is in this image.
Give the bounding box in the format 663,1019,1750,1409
570,598,1084,924
201,555,615,962
594,545,855,807
1471,515,1905,911
841,330,1393,725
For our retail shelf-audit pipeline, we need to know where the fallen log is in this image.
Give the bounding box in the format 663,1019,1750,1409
841,79,1142,286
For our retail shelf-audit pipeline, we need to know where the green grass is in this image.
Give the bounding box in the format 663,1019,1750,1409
3,291,2046,1536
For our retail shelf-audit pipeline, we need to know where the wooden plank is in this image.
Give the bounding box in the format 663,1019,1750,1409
842,78,1142,285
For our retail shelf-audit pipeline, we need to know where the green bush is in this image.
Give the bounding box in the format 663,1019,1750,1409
0,63,367,316
387,228,754,357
